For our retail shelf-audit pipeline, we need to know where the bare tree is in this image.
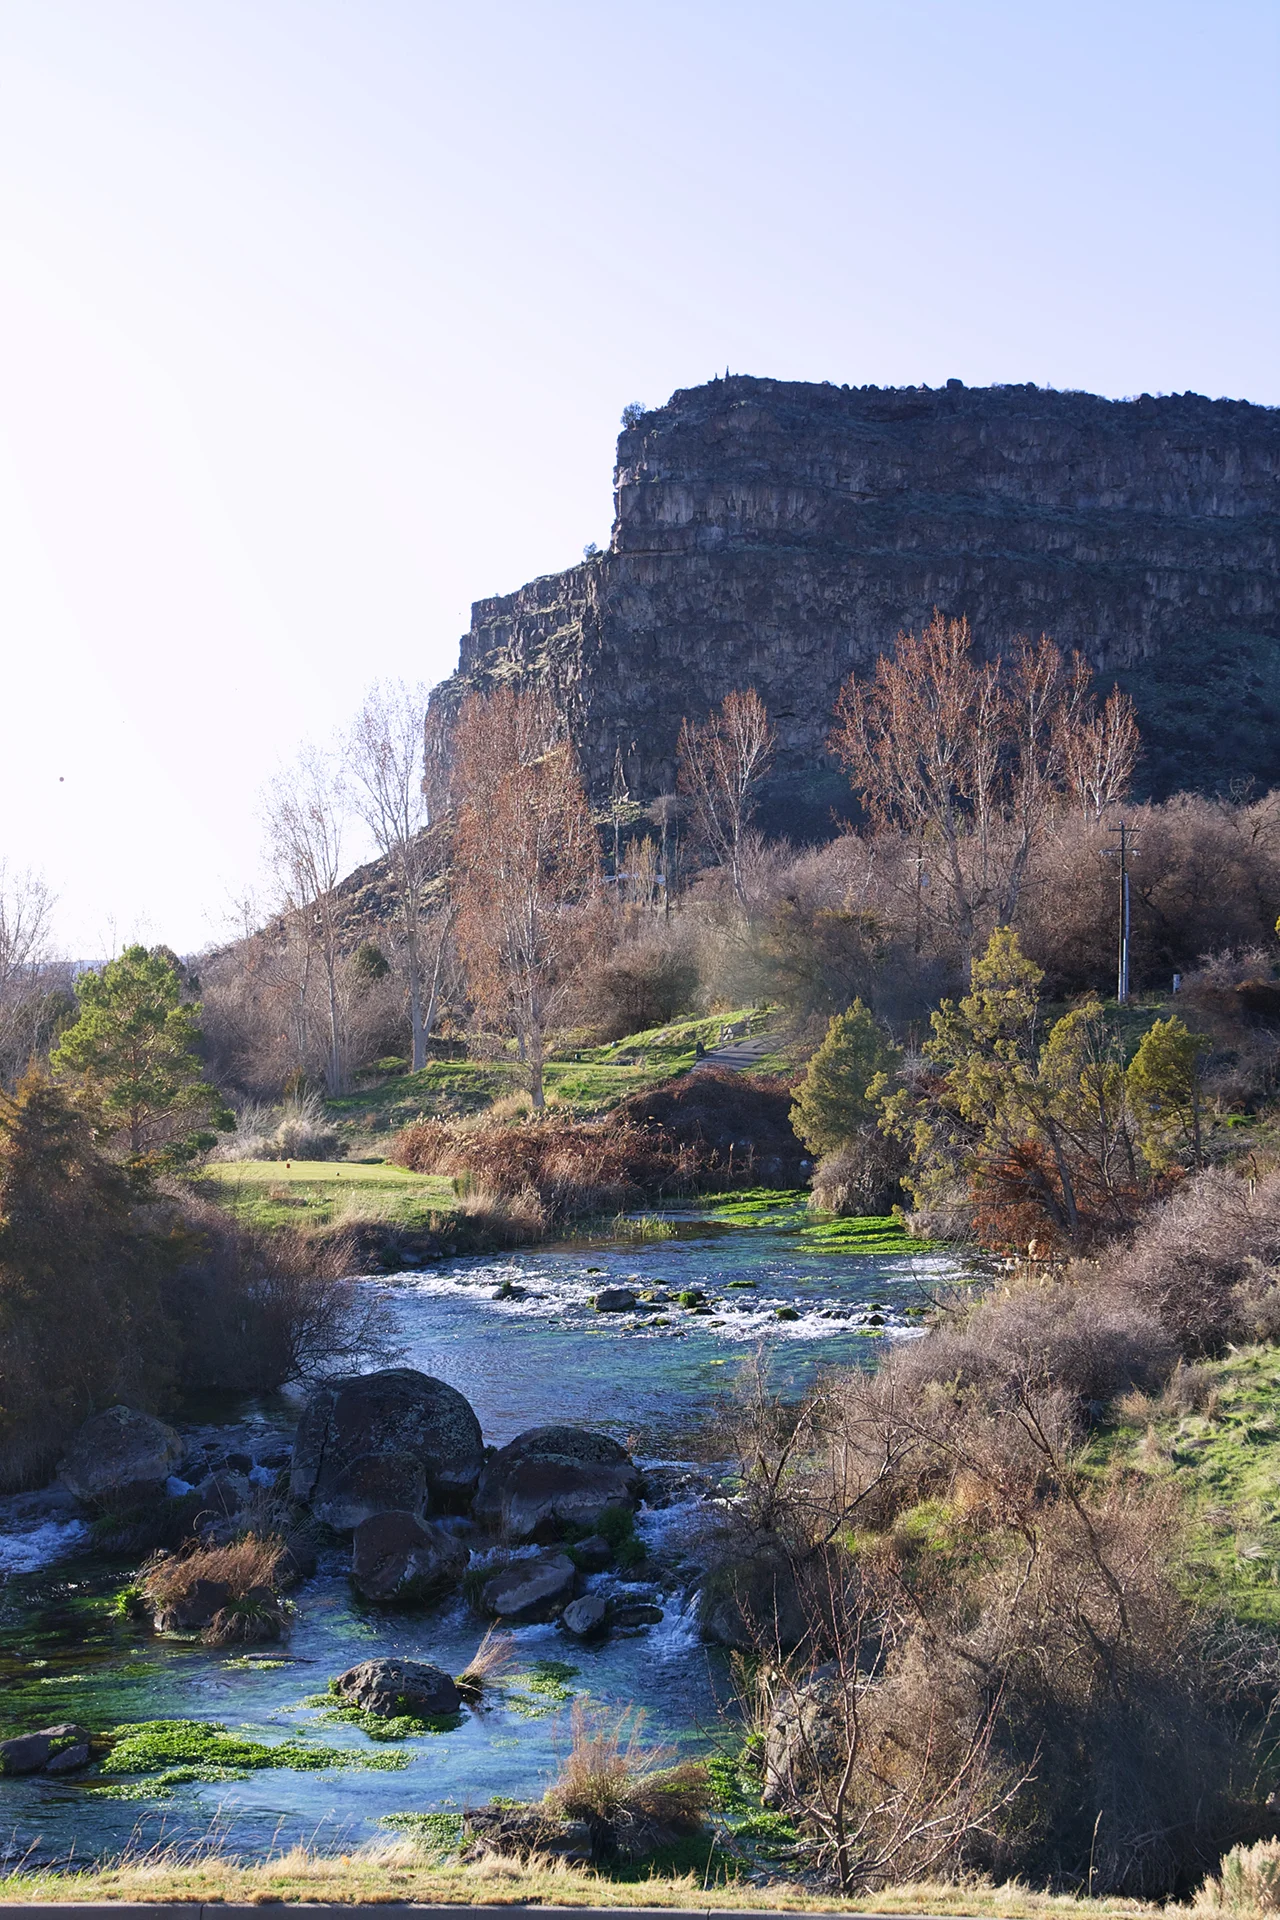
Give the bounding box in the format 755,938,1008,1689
0,865,55,1086
677,688,775,906
347,680,454,1071
450,686,599,1109
262,747,349,1095
829,613,1138,960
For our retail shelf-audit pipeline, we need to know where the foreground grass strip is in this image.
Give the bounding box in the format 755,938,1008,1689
0,1840,1175,1912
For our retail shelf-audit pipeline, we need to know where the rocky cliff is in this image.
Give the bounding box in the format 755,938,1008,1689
426,376,1280,830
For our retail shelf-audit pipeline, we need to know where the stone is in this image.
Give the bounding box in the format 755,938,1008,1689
473,1426,642,1543
44,1742,91,1774
763,1665,846,1807
426,378,1280,824
699,1544,808,1653
561,1593,609,1637
0,1725,88,1776
332,1657,460,1720
57,1407,184,1506
593,1287,636,1312
610,1603,664,1629
153,1578,232,1631
194,1471,251,1514
290,1368,484,1528
276,1529,319,1589
351,1510,469,1605
568,1533,613,1572
481,1550,577,1621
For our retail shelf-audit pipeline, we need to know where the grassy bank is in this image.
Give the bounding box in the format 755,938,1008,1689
0,1844,1193,1913
1087,1342,1280,1629
200,1157,459,1233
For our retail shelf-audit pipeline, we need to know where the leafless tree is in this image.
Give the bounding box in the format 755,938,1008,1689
677,688,775,907
347,680,454,1070
450,686,600,1109
829,613,1138,960
0,864,55,1086
262,746,349,1094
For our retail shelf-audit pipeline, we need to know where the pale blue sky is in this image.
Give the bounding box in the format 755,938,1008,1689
1,0,1276,952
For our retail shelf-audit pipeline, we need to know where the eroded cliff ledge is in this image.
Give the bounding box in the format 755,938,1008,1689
426,376,1280,830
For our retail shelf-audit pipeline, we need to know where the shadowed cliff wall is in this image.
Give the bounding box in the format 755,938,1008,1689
426,376,1280,833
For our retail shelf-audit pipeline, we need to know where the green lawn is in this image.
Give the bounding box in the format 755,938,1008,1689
201,1158,459,1233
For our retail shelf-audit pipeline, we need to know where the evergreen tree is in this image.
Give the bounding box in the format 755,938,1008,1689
1126,1016,1206,1171
50,945,232,1169
791,1000,901,1157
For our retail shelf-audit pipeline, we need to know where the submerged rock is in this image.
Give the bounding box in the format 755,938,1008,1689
57,1407,184,1506
481,1549,576,1621
290,1369,484,1529
350,1510,469,1605
333,1656,460,1719
593,1287,637,1312
561,1592,609,1637
473,1426,641,1543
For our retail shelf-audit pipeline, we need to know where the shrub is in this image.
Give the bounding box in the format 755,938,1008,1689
1113,1166,1280,1355
809,1130,905,1216
544,1697,710,1857
390,1115,697,1223
791,1002,900,1157
1202,1840,1280,1915
573,942,699,1042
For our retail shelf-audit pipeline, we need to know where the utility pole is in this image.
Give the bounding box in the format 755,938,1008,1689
1104,820,1135,1003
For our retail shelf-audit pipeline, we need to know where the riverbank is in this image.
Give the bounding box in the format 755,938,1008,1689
0,1844,1206,1914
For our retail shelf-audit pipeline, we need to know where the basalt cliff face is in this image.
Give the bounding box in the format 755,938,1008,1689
426,377,1280,830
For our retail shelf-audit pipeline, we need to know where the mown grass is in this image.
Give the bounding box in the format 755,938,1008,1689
200,1157,459,1232
1087,1344,1280,1629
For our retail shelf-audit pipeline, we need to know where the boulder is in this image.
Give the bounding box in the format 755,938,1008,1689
473,1426,642,1543
276,1529,319,1589
57,1407,184,1506
593,1288,637,1312
194,1471,251,1514
481,1549,577,1621
561,1593,609,1638
0,1725,89,1776
333,1657,460,1719
763,1665,846,1806
44,1741,91,1774
610,1602,664,1629
291,1369,483,1528
698,1544,808,1653
569,1533,613,1572
153,1578,232,1631
351,1510,469,1605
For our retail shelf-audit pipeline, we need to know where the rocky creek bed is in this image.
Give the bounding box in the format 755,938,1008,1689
0,1207,960,1869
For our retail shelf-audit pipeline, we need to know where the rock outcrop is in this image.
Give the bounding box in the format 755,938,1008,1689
426,377,1280,822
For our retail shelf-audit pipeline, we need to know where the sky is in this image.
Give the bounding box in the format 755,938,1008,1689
0,0,1276,958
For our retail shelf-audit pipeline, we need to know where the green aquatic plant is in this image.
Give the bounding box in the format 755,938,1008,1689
505,1658,580,1718
379,1810,466,1854
302,1691,461,1739
101,1718,410,1778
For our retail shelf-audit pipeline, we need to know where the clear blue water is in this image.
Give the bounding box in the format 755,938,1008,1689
0,1216,956,1866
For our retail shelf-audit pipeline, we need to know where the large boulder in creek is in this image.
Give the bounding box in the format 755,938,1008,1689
333,1657,460,1719
351,1510,469,1605
481,1549,577,1621
290,1369,484,1529
698,1542,808,1653
762,1665,847,1806
473,1426,642,1543
57,1407,184,1507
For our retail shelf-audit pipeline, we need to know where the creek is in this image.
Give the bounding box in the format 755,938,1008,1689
0,1205,962,1868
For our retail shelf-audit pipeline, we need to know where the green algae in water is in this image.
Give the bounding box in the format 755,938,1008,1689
302,1692,463,1739
102,1719,411,1777
504,1659,579,1718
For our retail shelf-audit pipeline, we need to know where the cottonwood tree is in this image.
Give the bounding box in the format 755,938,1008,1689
347,680,454,1071
263,746,349,1094
829,614,1138,960
677,688,775,906
450,686,599,1109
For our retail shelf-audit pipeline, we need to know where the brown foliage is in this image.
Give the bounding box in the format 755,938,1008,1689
390,1115,697,1222
543,1698,710,1858
677,688,775,906
609,1067,807,1184
1110,1165,1280,1356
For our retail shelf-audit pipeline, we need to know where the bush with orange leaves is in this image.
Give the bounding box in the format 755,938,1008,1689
389,1115,699,1224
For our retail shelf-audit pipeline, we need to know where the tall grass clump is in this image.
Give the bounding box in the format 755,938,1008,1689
216,1092,341,1162
543,1698,710,1857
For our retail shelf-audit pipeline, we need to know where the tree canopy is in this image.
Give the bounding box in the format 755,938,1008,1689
791,1000,901,1157
50,945,232,1170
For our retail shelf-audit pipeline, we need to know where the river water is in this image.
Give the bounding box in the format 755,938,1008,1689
0,1209,957,1868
